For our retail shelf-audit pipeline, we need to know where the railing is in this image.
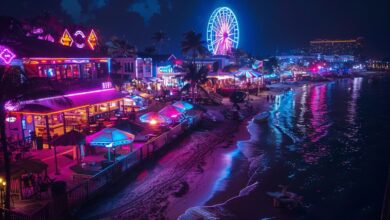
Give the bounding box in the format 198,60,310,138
65,114,201,212
0,203,51,220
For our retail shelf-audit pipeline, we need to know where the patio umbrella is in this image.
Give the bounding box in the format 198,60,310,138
86,128,135,161
139,112,172,125
172,101,193,111
159,105,183,120
51,130,85,175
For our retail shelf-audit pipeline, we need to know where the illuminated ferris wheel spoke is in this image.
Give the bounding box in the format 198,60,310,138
207,7,239,55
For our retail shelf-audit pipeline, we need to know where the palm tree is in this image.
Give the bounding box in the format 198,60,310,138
151,31,167,54
181,63,209,103
181,31,208,62
106,36,137,82
106,36,137,58
0,66,70,215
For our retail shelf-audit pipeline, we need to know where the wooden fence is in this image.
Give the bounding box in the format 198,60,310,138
66,112,201,212
2,112,202,219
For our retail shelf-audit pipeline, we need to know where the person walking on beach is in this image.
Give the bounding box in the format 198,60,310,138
267,95,270,102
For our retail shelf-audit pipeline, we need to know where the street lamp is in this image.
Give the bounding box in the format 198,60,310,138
0,178,5,208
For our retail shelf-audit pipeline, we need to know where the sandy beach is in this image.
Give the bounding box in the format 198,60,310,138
76,81,314,220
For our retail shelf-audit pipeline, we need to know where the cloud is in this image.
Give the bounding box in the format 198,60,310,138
61,0,82,22
61,0,108,23
128,0,161,23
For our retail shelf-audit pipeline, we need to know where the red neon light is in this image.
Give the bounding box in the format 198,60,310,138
87,29,98,50
60,29,73,47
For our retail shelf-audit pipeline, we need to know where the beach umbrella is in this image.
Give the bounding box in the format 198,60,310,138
51,130,85,174
139,112,172,125
172,101,193,111
159,105,183,120
86,128,135,161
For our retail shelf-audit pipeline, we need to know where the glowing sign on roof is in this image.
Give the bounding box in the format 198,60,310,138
74,30,86,48
87,29,98,50
157,65,173,74
60,29,73,47
0,48,16,64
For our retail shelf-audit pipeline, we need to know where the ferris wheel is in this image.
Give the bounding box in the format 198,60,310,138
207,7,239,55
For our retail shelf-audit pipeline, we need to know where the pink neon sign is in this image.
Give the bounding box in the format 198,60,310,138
74,30,86,48
0,48,16,64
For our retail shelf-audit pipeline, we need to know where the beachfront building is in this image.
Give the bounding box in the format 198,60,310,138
186,55,232,71
113,57,153,79
1,30,131,149
153,54,185,88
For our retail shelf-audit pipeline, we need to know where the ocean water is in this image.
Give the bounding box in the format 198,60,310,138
235,75,390,219
203,75,390,220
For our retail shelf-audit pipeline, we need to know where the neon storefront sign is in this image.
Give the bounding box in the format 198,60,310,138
60,29,98,50
60,29,73,47
74,30,86,48
87,29,98,50
158,65,173,74
0,48,16,64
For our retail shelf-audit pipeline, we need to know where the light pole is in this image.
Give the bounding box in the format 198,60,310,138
0,178,6,208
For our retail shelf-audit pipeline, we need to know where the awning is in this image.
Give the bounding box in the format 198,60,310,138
234,68,262,78
172,101,193,111
14,89,126,114
139,112,172,125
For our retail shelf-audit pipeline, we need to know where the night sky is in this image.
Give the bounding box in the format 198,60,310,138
1,0,389,58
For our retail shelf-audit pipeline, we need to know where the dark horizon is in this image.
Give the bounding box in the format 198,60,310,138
1,0,389,58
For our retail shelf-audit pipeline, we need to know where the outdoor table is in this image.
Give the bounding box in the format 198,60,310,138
97,118,105,122
121,117,129,120
110,117,118,121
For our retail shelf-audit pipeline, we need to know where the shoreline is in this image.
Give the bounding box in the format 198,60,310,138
177,80,331,220
77,75,371,220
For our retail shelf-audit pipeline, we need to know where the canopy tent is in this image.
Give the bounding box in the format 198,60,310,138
0,159,48,199
172,101,193,111
86,128,135,147
234,68,262,78
0,159,48,179
158,105,183,120
86,128,135,161
139,112,172,125
51,130,86,174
